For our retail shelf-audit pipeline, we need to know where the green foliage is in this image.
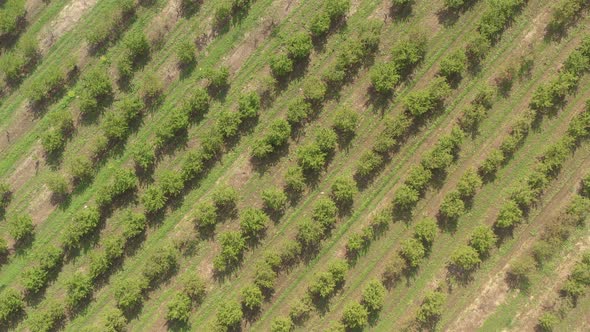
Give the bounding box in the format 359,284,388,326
27,301,65,332
444,0,465,9
0,238,8,257
287,32,313,60
270,53,294,78
331,176,356,207
529,72,578,113
563,49,590,74
241,284,263,311
207,66,230,90
303,76,327,103
252,119,291,159
0,1,26,38
403,77,451,117
439,191,465,220
0,182,10,212
131,141,155,171
495,200,523,229
507,256,535,289
8,213,33,242
238,91,261,120
465,34,492,64
393,184,420,212
0,288,24,323
214,231,246,273
374,113,413,154
459,104,487,132
22,247,63,294
121,210,146,240
216,300,243,330
214,2,232,27
416,291,446,325
332,107,358,138
261,188,288,213
159,170,184,198
326,0,351,19
312,197,338,229
296,218,324,249
479,149,505,176
141,185,166,213
310,13,331,37
180,151,206,182
356,150,384,178
212,185,238,212
155,107,190,147
346,232,367,258
457,169,482,198
114,277,147,311
297,143,326,172
451,245,481,272
142,245,178,284
309,260,348,299
27,66,66,105
287,98,312,125
280,240,302,266
45,172,69,197
79,66,112,114
469,225,497,256
370,62,401,94
566,252,590,293
341,302,368,329
102,112,129,142
271,316,293,332
406,165,433,192
547,0,587,33
289,297,312,322
391,36,427,74
102,307,127,332
315,128,338,153
217,110,242,138
240,208,269,240
254,262,277,292
63,207,101,248
182,88,210,117
166,292,191,322
192,201,218,230
285,166,306,192
439,49,467,82
176,40,196,66
173,277,201,303
41,111,74,154
0,51,25,83
400,238,425,268
66,272,93,308
95,168,137,208
69,156,94,182
118,30,150,78
422,127,464,171
477,0,526,42
139,71,163,103
564,195,590,226
361,280,386,313
537,312,559,332
413,218,437,247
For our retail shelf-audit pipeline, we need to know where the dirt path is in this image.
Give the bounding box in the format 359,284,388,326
24,0,47,21
38,0,99,54
6,145,43,190
0,105,34,153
